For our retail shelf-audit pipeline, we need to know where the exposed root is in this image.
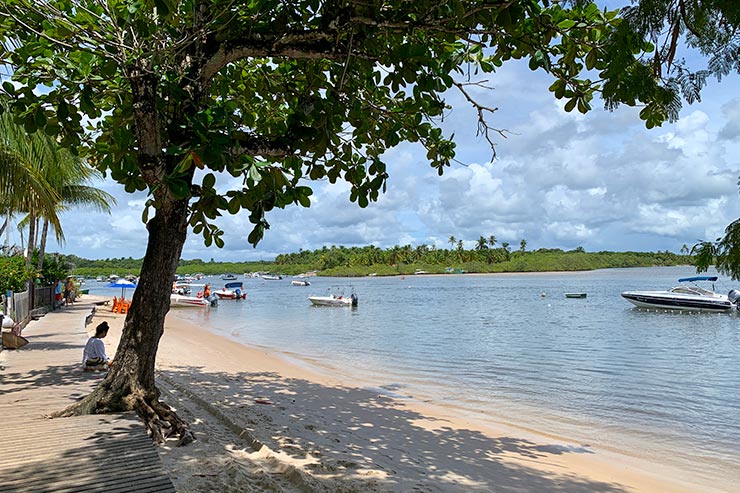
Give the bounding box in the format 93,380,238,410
46,377,195,446
136,394,196,445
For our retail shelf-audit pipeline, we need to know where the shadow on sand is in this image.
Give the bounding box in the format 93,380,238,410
156,365,626,493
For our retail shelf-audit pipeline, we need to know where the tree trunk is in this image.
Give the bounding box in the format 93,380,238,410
25,211,35,266
36,218,48,271
52,202,194,445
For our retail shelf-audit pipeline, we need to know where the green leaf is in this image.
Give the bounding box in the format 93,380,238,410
202,173,216,189
168,179,190,199
227,197,240,214
557,19,576,29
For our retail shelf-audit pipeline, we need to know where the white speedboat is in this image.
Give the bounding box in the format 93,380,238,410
170,293,210,307
292,280,310,286
621,276,740,312
308,293,358,307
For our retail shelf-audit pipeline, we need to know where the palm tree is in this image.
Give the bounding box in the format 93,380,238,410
475,236,488,251
488,235,496,248
0,113,59,256
0,105,114,268
520,239,527,252
448,235,456,250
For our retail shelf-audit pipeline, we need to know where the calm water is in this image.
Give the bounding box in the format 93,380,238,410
90,266,740,480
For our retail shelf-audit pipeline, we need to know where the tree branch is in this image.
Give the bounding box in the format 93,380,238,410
452,81,507,160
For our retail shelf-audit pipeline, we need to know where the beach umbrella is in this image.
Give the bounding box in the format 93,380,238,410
106,279,137,299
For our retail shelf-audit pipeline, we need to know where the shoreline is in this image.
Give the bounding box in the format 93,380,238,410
84,294,728,492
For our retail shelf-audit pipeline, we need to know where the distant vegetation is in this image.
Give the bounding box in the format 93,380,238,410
61,245,693,278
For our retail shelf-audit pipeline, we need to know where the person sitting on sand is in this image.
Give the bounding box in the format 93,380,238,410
82,322,112,371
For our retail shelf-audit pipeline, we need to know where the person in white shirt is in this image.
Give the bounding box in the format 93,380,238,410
82,321,111,371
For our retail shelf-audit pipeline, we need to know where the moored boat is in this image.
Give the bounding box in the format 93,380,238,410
621,276,740,312
308,293,358,307
170,293,212,307
215,282,246,300
565,293,587,298
292,280,310,286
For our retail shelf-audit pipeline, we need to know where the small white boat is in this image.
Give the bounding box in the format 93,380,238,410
621,276,740,312
170,293,210,307
220,273,238,281
308,293,358,307
292,280,311,286
215,282,246,300
262,274,282,280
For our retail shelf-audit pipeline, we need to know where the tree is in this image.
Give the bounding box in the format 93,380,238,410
520,239,527,252
448,236,457,250
475,236,488,251
488,235,497,249
0,109,63,257
0,0,695,442
0,106,114,270
502,242,511,261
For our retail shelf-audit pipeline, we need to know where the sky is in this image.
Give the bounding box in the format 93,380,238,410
6,19,740,262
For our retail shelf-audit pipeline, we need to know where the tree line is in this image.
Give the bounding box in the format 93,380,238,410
50,244,692,279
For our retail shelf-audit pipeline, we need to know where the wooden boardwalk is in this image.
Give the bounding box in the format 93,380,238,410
0,302,175,493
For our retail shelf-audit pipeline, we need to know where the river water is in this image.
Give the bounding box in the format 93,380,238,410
88,265,740,483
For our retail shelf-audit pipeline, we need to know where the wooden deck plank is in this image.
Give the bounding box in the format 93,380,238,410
0,304,175,493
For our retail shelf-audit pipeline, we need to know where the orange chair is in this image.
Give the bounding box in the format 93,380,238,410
111,297,119,312
119,300,131,314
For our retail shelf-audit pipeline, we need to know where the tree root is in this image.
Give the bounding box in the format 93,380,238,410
47,379,195,446
136,395,195,445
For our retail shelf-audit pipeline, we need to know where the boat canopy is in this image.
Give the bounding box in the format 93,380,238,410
224,282,244,289
677,276,718,282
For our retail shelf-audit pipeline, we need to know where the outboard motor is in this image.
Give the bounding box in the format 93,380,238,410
235,288,242,300
728,289,740,307
351,293,358,307
208,294,219,307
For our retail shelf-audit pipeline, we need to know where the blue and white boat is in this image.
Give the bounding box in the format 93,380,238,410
621,276,740,312
215,281,246,300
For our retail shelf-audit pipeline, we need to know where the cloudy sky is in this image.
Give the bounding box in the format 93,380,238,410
7,32,740,262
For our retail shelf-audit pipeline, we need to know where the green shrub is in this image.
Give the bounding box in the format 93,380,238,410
0,255,36,293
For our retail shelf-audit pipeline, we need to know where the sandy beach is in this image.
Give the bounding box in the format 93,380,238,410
85,297,730,493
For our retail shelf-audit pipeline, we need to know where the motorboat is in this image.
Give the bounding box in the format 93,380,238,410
170,293,211,307
621,276,740,312
215,282,246,300
220,273,238,281
292,280,310,286
308,293,358,307
172,282,192,295
262,274,282,280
